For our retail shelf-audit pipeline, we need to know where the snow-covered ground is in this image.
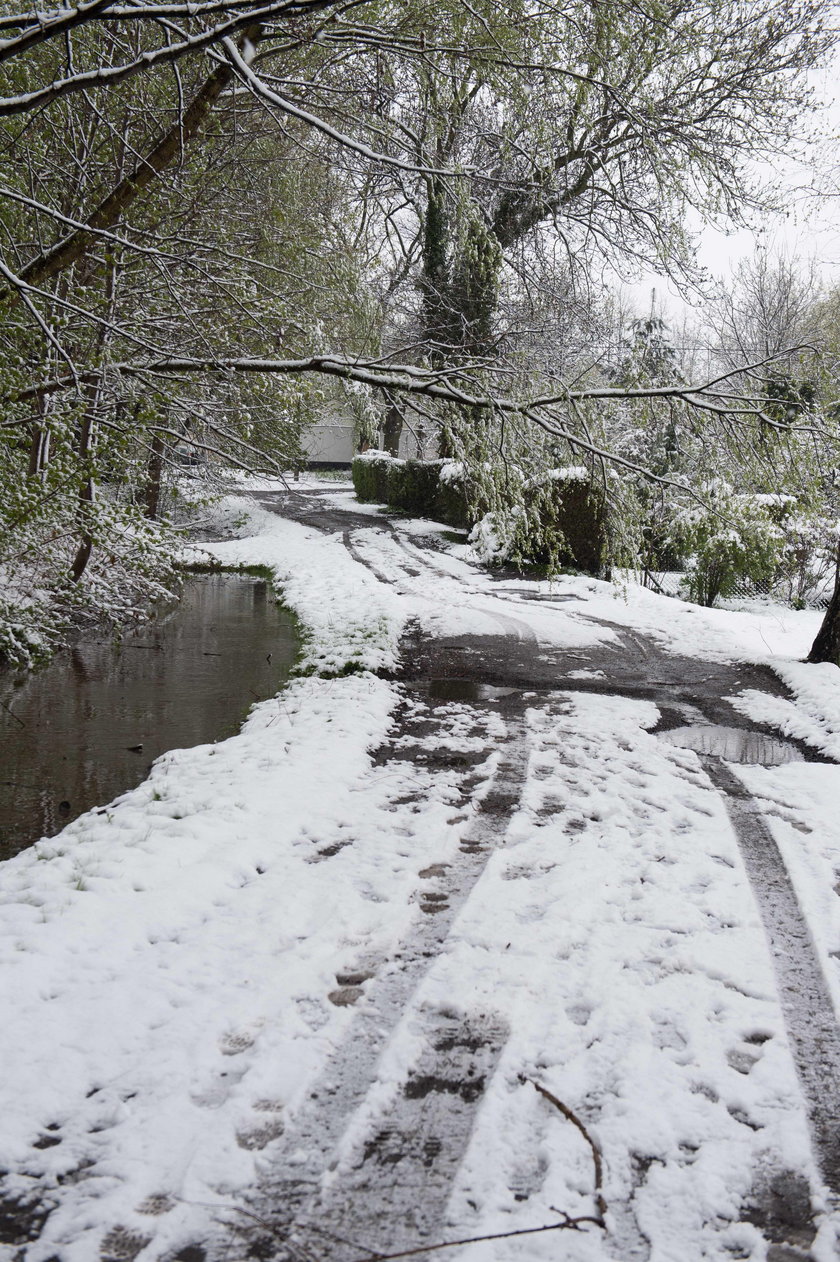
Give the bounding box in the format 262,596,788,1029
1,477,839,1262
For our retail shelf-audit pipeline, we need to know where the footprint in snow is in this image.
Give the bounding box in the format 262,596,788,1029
219,1030,256,1055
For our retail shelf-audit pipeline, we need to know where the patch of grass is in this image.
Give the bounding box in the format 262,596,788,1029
176,559,223,574
297,660,397,681
177,560,277,580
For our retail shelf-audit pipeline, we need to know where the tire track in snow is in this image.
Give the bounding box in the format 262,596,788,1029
220,700,532,1261
345,529,539,646
391,535,487,593
389,537,549,635
342,528,403,586
289,1010,510,1262
468,605,537,644
705,758,840,1198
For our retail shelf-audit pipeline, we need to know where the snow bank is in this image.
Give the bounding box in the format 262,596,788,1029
191,497,407,676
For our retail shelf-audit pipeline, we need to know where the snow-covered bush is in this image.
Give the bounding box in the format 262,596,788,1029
468,507,527,564
0,476,179,670
768,504,839,608
671,482,783,607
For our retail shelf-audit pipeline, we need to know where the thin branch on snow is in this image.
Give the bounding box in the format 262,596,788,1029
341,1215,607,1260
521,1075,607,1219
227,1203,605,1262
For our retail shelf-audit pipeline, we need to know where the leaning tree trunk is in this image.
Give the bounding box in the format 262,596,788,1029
2,27,262,306
807,545,840,666
27,390,51,477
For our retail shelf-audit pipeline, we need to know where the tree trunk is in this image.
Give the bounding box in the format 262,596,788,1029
420,174,452,366
807,545,840,666
26,348,61,477
144,430,166,520
69,401,97,582
27,394,51,477
383,403,402,457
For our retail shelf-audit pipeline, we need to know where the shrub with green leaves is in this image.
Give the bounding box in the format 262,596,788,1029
763,499,839,608
352,451,396,504
671,482,784,606
351,454,469,527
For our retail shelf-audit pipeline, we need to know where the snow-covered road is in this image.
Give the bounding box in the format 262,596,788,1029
2,478,840,1262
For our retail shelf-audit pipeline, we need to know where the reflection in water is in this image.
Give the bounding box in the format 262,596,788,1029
659,724,802,766
424,678,518,703
0,575,297,860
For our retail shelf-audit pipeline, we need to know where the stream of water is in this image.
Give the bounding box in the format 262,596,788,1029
0,573,298,860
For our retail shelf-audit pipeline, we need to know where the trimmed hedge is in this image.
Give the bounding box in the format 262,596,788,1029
351,453,607,574
352,453,470,528
552,478,607,574
352,451,394,505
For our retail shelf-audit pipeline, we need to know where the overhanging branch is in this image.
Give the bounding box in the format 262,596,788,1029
10,349,826,494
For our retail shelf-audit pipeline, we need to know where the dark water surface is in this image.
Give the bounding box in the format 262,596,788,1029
0,574,298,860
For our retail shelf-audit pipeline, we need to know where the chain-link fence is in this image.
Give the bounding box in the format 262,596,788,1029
624,568,833,611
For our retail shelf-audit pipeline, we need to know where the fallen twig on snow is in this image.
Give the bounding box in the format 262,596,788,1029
520,1074,608,1219
225,1187,605,1261
344,1211,607,1261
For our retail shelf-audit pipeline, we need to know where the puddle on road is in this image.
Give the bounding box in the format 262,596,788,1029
423,678,519,703
659,724,802,766
0,574,298,860
516,594,582,603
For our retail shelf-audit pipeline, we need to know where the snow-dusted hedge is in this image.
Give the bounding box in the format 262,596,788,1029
540,468,608,575
352,452,470,528
352,453,608,573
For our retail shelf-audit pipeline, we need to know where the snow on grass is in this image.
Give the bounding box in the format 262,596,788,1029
190,496,406,676
547,570,824,665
